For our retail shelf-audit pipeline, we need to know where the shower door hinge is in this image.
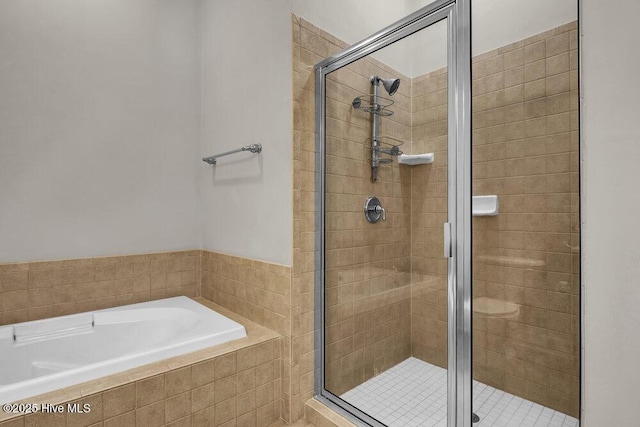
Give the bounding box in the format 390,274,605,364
443,222,452,258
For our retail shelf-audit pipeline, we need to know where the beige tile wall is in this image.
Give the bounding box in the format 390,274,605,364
323,42,413,395
201,251,292,337
0,299,281,427
408,22,580,417
200,250,298,423
292,15,324,423
471,22,580,417
410,68,450,368
0,251,200,326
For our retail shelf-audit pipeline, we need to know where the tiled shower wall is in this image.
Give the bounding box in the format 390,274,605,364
408,22,580,417
293,15,415,420
472,22,580,417
322,52,413,395
409,68,450,368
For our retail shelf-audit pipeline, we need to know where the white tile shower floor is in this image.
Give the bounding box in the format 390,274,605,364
341,357,579,427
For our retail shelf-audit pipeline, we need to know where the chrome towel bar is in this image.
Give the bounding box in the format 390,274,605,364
202,144,262,165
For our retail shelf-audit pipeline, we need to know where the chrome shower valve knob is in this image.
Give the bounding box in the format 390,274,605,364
364,196,386,223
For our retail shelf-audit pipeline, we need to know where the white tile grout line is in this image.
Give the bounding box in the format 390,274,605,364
341,357,579,427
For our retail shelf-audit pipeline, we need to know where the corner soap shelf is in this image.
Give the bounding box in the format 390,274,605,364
398,153,434,165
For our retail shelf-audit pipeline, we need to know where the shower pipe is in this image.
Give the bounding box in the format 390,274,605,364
370,76,400,181
202,144,262,165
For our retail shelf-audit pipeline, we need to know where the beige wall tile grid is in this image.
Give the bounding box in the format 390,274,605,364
323,31,414,396
201,250,302,423
410,66,450,369
470,22,580,417
0,251,201,326
291,15,351,423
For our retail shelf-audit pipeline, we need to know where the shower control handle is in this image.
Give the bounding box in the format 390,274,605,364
364,196,386,223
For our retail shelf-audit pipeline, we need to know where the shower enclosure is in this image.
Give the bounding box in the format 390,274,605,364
313,0,580,426
315,0,472,425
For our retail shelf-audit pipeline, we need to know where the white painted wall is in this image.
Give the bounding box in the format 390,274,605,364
582,1,640,425
292,0,415,46
200,0,293,265
0,0,203,263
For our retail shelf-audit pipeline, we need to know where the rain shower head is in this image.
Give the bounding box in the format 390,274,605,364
371,75,401,96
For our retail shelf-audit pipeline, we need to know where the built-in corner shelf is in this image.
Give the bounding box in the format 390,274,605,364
472,195,499,216
398,153,434,165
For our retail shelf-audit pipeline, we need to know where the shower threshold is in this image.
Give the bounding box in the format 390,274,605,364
340,357,579,427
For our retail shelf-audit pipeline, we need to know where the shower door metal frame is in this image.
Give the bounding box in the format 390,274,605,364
313,0,472,426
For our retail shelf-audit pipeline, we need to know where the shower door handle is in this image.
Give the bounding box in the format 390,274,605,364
443,222,452,258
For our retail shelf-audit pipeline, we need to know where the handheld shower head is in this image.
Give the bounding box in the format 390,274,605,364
371,76,401,95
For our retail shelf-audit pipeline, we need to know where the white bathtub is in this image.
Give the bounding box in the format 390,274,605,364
0,296,247,403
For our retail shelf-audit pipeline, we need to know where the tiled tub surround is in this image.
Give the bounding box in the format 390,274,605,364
0,248,300,424
199,250,299,422
201,251,292,338
0,251,201,326
0,298,281,427
292,15,580,422
0,297,247,404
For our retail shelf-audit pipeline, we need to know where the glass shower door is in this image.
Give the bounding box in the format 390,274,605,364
315,1,473,426
470,3,580,426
